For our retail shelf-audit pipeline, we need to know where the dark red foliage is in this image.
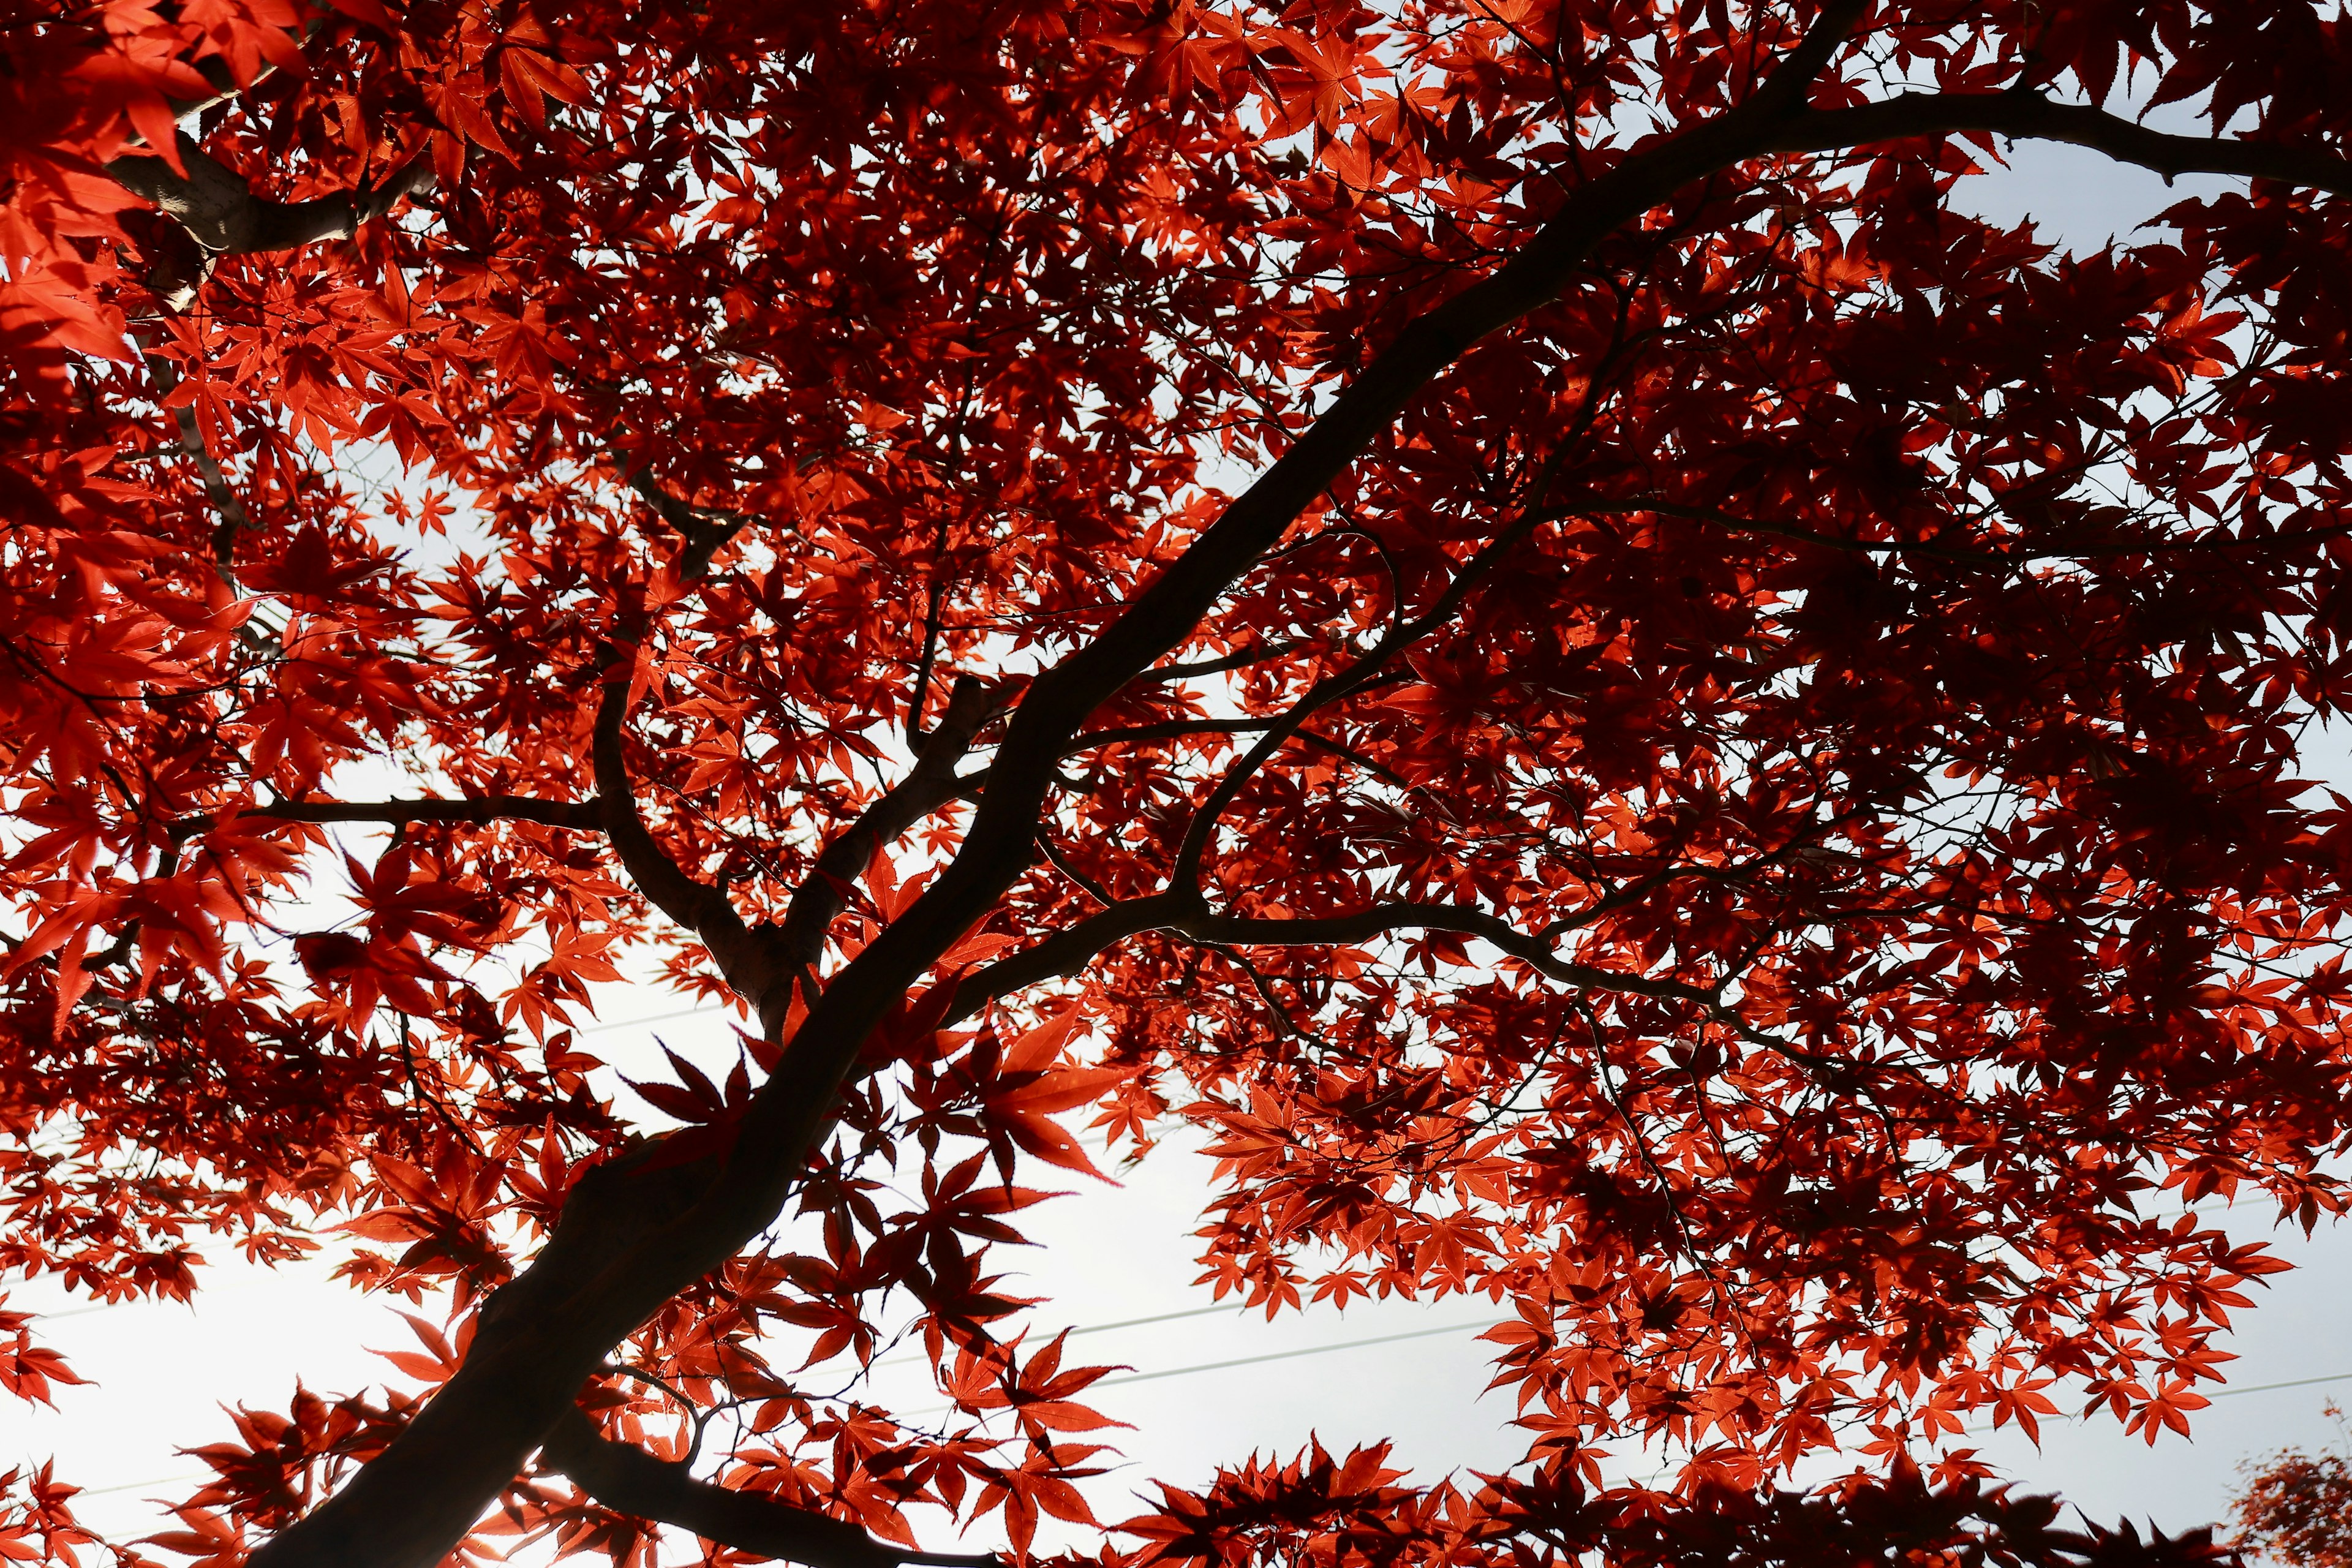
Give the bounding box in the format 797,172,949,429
5,0,2352,1564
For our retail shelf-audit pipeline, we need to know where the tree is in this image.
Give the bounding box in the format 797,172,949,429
4,0,2352,1562
2232,1408,2352,1568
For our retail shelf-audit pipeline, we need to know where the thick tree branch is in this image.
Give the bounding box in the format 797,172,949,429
592,668,767,993
171,796,603,838
771,676,995,1015
611,452,750,581
540,1408,995,1568
946,889,1204,1025
527,0,1876,1485
211,0,2352,1551
1768,89,2352,195
949,894,1722,1025
948,62,2352,998
110,134,433,309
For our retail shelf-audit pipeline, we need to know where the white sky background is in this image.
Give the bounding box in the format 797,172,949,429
9,110,2352,1562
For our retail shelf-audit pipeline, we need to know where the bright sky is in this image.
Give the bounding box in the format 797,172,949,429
9,108,2350,1564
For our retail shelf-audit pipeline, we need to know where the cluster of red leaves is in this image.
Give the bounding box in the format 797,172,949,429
7,0,2352,1563
0,1463,135,1568
1114,1442,2237,1568
0,1297,85,1408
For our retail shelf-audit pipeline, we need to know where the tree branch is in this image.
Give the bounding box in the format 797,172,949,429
540,1408,997,1568
1182,902,1721,1005
110,134,433,309
172,796,603,839
772,676,995,1015
1063,716,1279,752
699,0,1872,1334
1587,497,2352,568
946,889,1204,1025
906,573,949,746
1126,642,1303,686
238,10,1950,1564
130,18,325,136
949,894,1724,1025
138,346,255,578
592,666,766,997
611,451,749,582
1768,89,2352,195
241,1,2341,1547
1163,437,1589,889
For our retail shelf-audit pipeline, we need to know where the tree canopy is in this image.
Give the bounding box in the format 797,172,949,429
2232,1411,2352,1568
6,0,2352,1564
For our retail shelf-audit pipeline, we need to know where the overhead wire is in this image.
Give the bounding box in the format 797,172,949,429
891,1318,1495,1412
1074,1319,1488,1388
578,1001,734,1035
867,1303,1249,1371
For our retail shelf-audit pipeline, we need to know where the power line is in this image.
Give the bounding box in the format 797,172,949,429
869,1303,1247,1371
74,1472,206,1499
898,1320,1490,1416
1071,1302,1245,1337
2196,1368,2351,1401
579,1002,733,1035
902,1322,2352,1429
38,1301,133,1321
1089,1319,1486,1387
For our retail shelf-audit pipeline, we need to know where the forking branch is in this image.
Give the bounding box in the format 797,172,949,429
219,0,2352,1557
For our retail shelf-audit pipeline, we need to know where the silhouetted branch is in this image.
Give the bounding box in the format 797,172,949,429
172,796,602,839
1127,642,1303,685
772,675,995,1012
138,347,255,578
541,1408,998,1568
110,134,432,309
1770,89,2352,195
592,664,766,996
947,892,1729,1025
611,452,748,581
